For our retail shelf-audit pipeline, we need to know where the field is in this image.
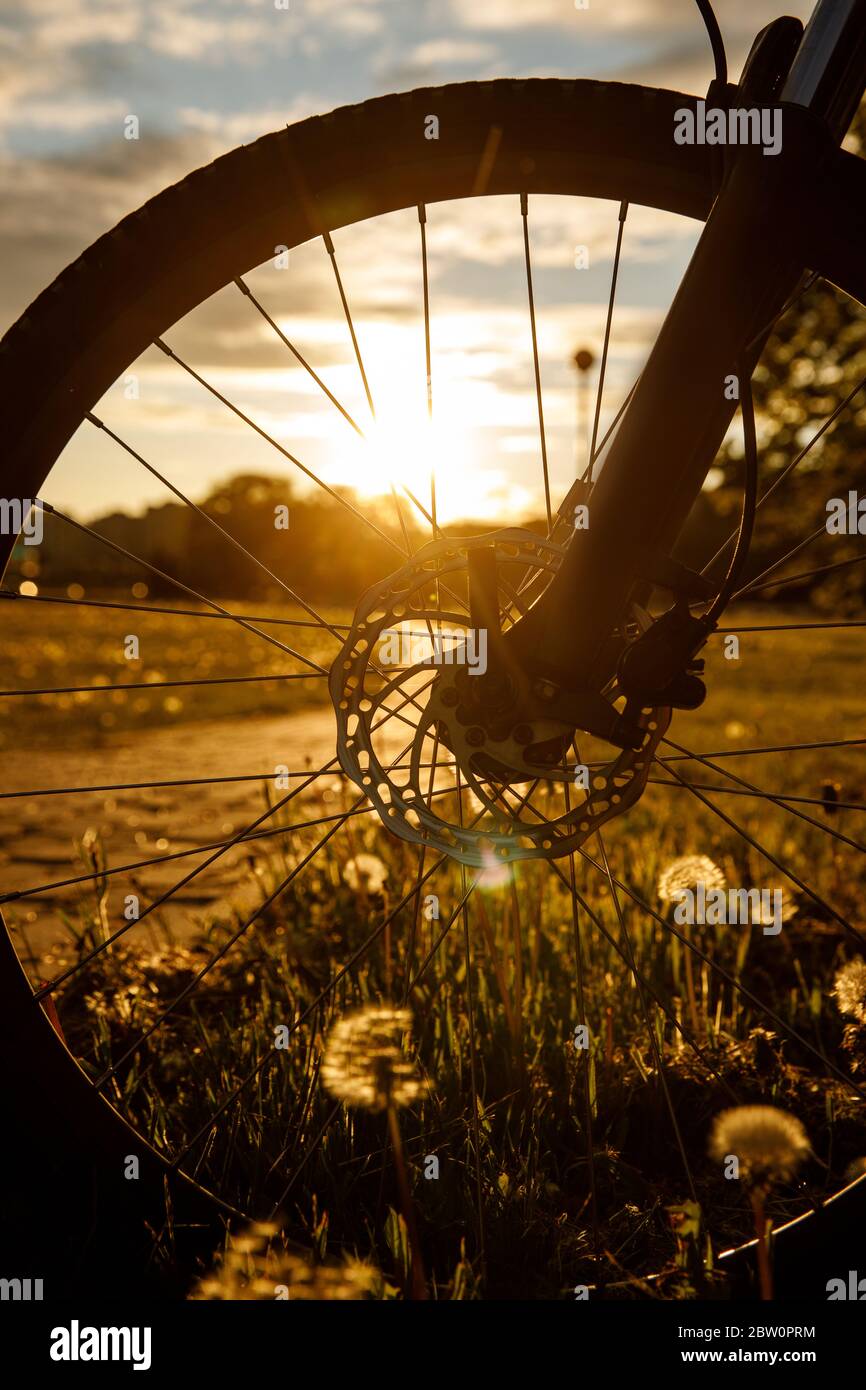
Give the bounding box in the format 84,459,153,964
3,594,866,1298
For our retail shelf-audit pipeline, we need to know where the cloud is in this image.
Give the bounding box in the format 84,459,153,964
408,38,499,66
445,0,813,35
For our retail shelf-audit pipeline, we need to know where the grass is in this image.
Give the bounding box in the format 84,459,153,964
9,599,866,1298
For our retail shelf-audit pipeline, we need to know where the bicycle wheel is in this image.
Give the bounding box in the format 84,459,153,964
2,76,865,1299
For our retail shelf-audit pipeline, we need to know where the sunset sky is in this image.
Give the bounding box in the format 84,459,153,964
1,0,815,524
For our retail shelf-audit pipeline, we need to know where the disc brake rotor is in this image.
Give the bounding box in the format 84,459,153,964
329,529,671,867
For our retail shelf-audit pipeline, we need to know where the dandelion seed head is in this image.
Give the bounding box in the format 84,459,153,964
322,1005,421,1112
191,1225,378,1301
709,1105,809,1183
833,958,866,1024
344,853,388,894
658,854,726,902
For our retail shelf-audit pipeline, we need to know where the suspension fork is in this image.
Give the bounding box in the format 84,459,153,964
511,0,866,691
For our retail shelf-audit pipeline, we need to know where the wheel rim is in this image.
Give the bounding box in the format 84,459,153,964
2,78,866,1298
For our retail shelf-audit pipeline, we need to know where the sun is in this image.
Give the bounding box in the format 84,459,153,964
333,321,514,524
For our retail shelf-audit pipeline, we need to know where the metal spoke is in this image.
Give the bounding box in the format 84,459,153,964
0,760,454,804
39,500,326,674
703,369,866,579
574,842,866,1103
659,735,866,762
729,550,866,598
731,520,827,599
586,200,628,485
713,619,866,633
596,829,698,1202
169,804,487,1170
656,742,866,872
656,738,866,952
1,588,350,632
1,784,459,907
419,204,434,492
561,778,599,1255
646,776,866,815
86,412,352,645
520,193,552,530
170,790,494,1170
33,672,440,996
0,671,325,698
95,782,374,1089
234,275,363,435
323,229,375,418
154,337,402,555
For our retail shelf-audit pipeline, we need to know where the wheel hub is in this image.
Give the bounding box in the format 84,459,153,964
329,528,672,866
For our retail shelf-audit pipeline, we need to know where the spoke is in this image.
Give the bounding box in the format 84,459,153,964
732,520,827,600
170,847,459,1169
238,262,440,543
657,737,866,951
562,779,599,1255
0,671,325,698
574,842,866,1103
86,412,351,645
730,550,866,598
494,777,742,1100
39,501,327,674
234,275,363,435
154,337,402,556
169,794,492,1170
595,829,698,1204
95,781,374,1089
646,776,866,814
659,735,866,762
33,673,438,997
743,271,818,355
0,588,351,632
1,785,459,907
702,368,866,579
323,230,375,418
714,619,866,633
586,200,628,485
34,756,335,999
579,379,637,488
0,760,454,804
520,192,552,530
455,768,486,1271
419,205,434,520
656,746,866,868
547,853,739,1103
404,876,478,995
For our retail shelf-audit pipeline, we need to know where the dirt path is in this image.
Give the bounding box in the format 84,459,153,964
0,706,400,961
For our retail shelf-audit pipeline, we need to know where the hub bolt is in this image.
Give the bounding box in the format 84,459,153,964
466,726,486,747
513,723,534,745
534,679,557,701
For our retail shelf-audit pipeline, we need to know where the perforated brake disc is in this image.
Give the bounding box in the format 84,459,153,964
329,529,672,868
